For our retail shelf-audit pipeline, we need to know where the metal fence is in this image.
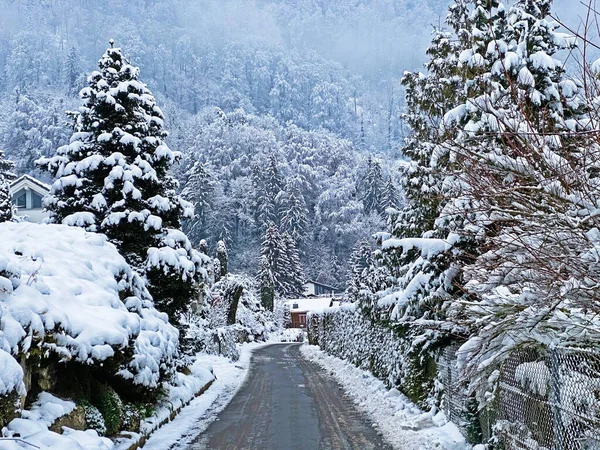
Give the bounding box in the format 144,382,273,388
441,346,600,450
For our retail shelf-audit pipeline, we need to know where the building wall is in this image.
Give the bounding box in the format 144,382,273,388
13,208,49,223
290,312,307,328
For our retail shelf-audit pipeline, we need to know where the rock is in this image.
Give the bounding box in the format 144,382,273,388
400,413,435,430
385,388,402,398
49,405,86,433
0,392,20,428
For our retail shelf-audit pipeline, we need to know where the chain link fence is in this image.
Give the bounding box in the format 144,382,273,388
441,346,600,449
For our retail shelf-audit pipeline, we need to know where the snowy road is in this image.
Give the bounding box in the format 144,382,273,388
189,343,391,450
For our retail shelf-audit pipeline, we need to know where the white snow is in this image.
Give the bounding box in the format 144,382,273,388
0,349,24,396
0,222,179,389
21,393,75,427
2,392,113,450
515,361,550,397
283,297,334,313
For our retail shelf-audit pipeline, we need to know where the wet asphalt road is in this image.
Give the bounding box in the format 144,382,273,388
190,343,391,450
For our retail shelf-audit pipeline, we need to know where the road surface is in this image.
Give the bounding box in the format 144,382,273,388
190,343,391,450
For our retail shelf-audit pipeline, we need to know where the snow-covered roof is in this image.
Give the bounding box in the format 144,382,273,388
0,222,179,390
9,174,51,196
285,297,333,313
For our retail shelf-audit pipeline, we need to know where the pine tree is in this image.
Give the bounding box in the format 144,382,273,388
281,232,304,296
382,177,399,211
345,239,372,303
182,161,215,244
216,240,228,278
38,41,207,322
280,176,308,246
447,0,595,391
258,222,286,294
359,156,385,215
254,155,284,229
65,45,84,95
0,150,15,222
257,222,303,300
258,255,275,312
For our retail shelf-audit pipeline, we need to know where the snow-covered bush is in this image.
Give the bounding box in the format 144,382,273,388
308,304,437,409
0,222,179,393
81,401,106,436
182,274,277,360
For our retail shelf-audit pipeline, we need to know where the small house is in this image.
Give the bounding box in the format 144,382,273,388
285,297,334,328
9,175,51,223
303,280,342,297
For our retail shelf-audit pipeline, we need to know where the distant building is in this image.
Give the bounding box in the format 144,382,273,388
284,297,334,328
9,175,51,223
303,280,342,297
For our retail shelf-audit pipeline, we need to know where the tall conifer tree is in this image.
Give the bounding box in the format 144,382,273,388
38,41,208,322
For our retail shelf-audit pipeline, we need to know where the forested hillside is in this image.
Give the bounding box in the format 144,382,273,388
0,0,448,283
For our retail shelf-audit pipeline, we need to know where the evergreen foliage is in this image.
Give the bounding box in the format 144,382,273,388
216,240,228,278
38,42,208,321
258,255,275,312
359,156,385,215
345,239,373,303
181,161,215,244
258,223,304,305
0,150,15,222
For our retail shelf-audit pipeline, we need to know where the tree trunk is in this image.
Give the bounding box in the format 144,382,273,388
227,285,244,325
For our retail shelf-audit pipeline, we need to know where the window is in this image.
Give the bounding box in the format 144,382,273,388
13,191,26,208
292,302,299,309
31,192,42,209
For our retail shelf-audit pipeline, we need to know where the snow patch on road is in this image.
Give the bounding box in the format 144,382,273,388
301,344,470,450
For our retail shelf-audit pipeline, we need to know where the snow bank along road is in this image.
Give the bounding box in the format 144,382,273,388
190,343,391,449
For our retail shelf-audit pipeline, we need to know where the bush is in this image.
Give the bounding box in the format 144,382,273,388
92,383,123,436
307,305,436,409
122,403,141,432
80,400,106,436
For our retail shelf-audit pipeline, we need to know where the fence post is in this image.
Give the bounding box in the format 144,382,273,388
551,347,564,450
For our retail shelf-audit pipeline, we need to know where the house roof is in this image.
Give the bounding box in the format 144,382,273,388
9,174,51,196
285,297,333,313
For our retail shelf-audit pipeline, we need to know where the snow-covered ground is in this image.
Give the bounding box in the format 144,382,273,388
301,344,471,450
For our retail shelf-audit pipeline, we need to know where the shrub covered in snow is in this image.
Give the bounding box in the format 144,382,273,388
308,304,437,409
182,274,277,360
0,222,179,392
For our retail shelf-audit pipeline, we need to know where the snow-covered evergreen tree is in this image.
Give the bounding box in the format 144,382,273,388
38,42,208,322
257,222,303,301
182,161,215,245
216,239,228,278
382,177,399,211
254,155,284,229
281,232,304,296
258,255,275,311
359,156,385,215
65,45,85,95
0,150,15,222
445,0,595,396
280,176,308,246
3,89,70,175
345,238,373,303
